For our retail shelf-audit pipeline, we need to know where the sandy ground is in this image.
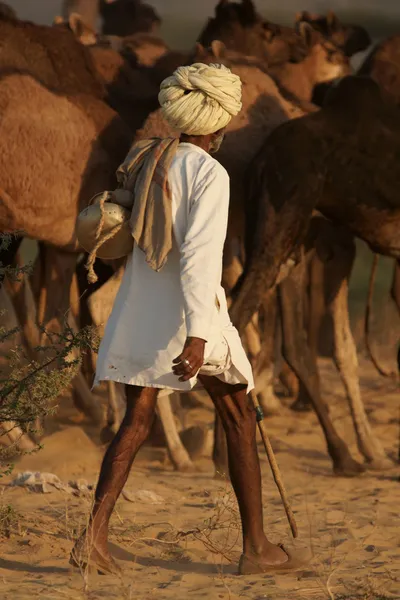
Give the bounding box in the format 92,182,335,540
0,357,399,600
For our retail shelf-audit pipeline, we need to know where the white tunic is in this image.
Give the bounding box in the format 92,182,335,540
94,143,254,397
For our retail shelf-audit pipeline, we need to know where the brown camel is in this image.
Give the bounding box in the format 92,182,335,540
0,15,132,420
0,17,193,466
198,0,309,66
268,21,351,102
197,0,351,103
230,75,400,472
294,10,371,57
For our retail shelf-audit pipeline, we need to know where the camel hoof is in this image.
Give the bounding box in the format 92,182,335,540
333,458,366,478
364,457,395,471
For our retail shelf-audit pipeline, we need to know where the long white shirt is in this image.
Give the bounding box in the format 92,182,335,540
94,143,254,397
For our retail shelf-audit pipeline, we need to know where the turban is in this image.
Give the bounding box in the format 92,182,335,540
158,63,242,135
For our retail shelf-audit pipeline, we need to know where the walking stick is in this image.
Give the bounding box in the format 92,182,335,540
250,390,298,539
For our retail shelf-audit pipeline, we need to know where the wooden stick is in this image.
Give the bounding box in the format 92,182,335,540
250,390,298,538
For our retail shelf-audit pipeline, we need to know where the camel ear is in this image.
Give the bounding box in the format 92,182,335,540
296,21,315,47
326,10,339,31
68,12,97,45
53,15,64,25
211,40,227,60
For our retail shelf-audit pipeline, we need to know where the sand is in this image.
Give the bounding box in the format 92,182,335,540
0,357,399,600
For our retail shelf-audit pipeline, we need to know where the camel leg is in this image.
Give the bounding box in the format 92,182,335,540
157,394,195,471
328,256,392,470
278,262,364,476
5,251,40,351
255,290,282,415
290,253,325,412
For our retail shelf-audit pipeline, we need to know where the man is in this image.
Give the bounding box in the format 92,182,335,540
71,63,297,575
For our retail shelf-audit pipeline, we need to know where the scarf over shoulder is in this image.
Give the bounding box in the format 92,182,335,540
116,136,179,272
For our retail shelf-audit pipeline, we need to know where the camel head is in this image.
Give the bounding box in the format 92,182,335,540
198,1,313,68
295,10,371,57
99,0,161,37
296,21,351,85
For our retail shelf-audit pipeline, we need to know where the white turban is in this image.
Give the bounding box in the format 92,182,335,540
158,63,242,136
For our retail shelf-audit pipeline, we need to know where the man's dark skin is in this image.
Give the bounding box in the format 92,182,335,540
70,129,288,575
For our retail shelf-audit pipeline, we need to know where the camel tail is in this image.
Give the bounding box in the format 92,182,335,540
364,254,396,378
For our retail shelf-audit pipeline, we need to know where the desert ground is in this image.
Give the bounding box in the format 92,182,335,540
0,357,399,600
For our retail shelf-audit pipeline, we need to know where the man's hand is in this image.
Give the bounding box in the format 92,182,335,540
172,337,206,382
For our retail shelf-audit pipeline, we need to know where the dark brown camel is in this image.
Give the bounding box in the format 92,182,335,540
99,0,161,37
61,0,160,36
230,75,399,473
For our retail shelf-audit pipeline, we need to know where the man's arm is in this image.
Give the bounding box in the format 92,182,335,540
173,163,230,381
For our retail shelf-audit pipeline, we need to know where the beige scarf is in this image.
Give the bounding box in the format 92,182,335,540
116,137,179,272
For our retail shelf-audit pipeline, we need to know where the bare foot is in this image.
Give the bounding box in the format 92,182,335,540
70,531,121,576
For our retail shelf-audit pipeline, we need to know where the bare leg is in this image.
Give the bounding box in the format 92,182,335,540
199,375,288,573
71,385,158,573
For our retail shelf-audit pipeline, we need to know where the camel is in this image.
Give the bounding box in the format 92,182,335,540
0,16,193,468
99,0,160,37
197,0,351,103
198,0,309,66
229,75,400,474
268,21,351,102
0,15,133,423
61,0,160,37
294,10,371,58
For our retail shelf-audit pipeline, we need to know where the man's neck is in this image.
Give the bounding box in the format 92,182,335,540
180,134,212,154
